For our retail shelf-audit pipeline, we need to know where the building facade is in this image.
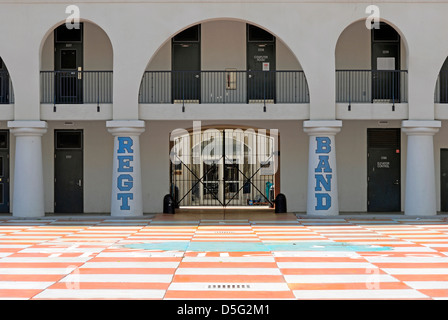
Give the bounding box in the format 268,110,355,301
0,0,447,217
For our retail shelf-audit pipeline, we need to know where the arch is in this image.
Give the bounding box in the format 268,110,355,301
335,18,409,70
40,19,114,71
39,19,114,104
143,18,304,74
39,18,114,66
0,56,14,104
139,18,309,105
334,18,409,104
435,57,448,103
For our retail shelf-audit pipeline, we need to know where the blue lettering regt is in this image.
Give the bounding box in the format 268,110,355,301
117,137,134,210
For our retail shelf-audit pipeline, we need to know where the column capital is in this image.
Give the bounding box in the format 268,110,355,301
303,120,342,135
402,120,441,136
107,120,145,136
8,121,47,136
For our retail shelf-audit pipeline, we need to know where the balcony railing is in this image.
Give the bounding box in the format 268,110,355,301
0,71,14,104
41,71,113,104
139,70,309,105
435,71,448,103
336,70,408,105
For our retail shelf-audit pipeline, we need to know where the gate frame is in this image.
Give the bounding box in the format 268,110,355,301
169,125,280,208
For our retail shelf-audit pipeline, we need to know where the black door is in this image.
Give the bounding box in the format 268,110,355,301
247,25,276,102
54,23,83,104
55,130,83,213
371,23,400,102
441,149,448,212
372,42,400,102
367,129,401,212
0,58,9,104
172,25,201,103
0,131,9,213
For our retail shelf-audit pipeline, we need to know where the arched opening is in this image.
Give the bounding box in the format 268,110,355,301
169,125,279,208
40,21,113,105
335,20,408,105
139,19,309,106
0,57,13,104
435,57,448,103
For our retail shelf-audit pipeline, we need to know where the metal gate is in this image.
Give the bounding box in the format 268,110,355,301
170,128,278,207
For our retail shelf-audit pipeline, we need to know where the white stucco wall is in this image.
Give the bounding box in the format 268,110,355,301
1,1,448,215
41,22,113,71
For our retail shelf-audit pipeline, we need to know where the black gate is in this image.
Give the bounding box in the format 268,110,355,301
170,129,277,207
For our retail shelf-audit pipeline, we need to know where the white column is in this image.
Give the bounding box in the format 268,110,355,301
8,121,47,218
304,121,342,216
402,120,441,216
107,121,145,217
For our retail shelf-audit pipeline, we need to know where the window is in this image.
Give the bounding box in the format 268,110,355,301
56,131,83,149
55,23,83,43
173,25,200,42
248,24,274,42
372,23,400,42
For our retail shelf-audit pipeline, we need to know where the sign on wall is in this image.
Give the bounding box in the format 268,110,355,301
116,137,134,210
314,137,333,210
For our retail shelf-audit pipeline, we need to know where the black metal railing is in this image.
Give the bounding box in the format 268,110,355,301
0,71,14,104
41,71,113,104
336,70,408,104
139,70,309,104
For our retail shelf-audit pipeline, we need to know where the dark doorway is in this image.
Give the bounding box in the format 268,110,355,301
172,25,201,103
54,130,83,213
0,131,10,213
371,23,401,102
54,23,84,104
0,58,10,104
439,58,448,103
247,24,276,102
441,149,448,212
367,128,401,212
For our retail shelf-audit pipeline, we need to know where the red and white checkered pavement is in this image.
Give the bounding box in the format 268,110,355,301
0,214,448,300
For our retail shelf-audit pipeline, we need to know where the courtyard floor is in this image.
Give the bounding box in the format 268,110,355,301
1,212,448,300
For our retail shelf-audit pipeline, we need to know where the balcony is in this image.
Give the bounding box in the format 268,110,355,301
336,70,408,105
40,71,113,120
139,70,309,106
335,70,408,119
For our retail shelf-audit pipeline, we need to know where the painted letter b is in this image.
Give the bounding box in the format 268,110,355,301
316,137,331,154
